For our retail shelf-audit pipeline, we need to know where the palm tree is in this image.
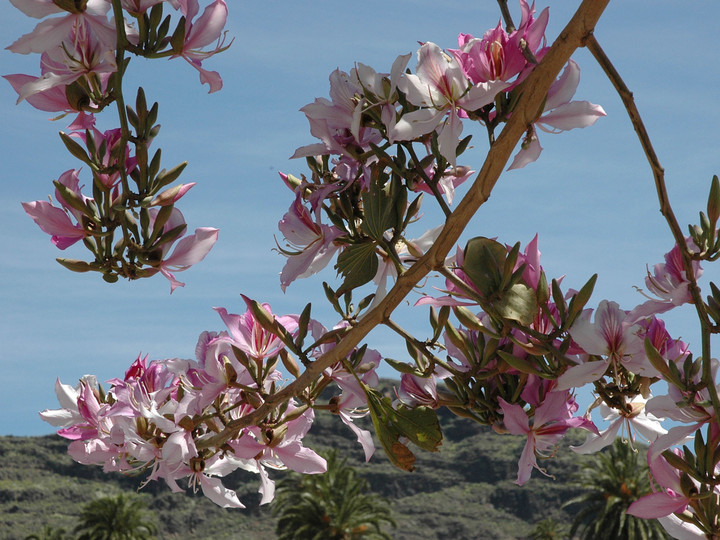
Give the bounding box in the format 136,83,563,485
272,449,396,540
564,438,669,540
74,493,157,540
528,518,568,540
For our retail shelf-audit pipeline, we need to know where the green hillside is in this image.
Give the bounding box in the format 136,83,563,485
0,403,594,539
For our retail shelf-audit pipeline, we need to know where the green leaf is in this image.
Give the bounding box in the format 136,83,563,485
334,242,378,295
462,237,507,296
361,174,398,241
362,384,442,472
494,283,537,325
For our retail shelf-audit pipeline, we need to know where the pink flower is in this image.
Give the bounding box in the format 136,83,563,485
450,1,548,87
627,450,690,519
390,42,507,167
509,60,605,169
229,407,327,504
148,208,219,292
371,225,443,309
172,0,231,93
7,0,116,55
22,168,91,249
353,54,411,138
397,373,440,409
629,241,703,321
22,200,88,249
121,0,167,15
499,390,597,485
71,126,136,188
412,165,475,205
277,195,343,291
292,68,383,159
4,73,82,113
39,375,98,427
571,395,666,454
557,300,644,389
11,21,117,105
214,297,298,361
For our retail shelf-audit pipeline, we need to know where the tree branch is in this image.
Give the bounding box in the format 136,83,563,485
585,33,720,427
196,0,611,450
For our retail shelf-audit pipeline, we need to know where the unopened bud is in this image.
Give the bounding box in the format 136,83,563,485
56,258,93,273
65,81,91,111
150,183,195,207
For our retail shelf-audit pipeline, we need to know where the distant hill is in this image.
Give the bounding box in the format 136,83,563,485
0,390,594,540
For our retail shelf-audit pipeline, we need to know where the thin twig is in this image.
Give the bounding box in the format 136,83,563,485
404,142,452,219
496,0,516,32
383,318,462,377
585,34,720,426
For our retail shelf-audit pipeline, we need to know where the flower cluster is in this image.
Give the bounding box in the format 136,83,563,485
7,0,228,288
276,2,604,305
41,298,385,507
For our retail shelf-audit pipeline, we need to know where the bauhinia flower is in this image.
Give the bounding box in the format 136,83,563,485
627,450,692,520
629,240,703,321
508,60,605,169
450,0,549,87
499,390,597,485
556,300,645,390
22,168,92,249
277,194,344,291
571,395,666,454
10,20,117,105
7,0,116,56
214,296,299,361
148,208,219,292
390,42,507,167
172,0,232,93
292,68,383,159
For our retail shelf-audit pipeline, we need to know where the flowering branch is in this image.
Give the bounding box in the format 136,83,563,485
586,33,720,427
196,0,611,450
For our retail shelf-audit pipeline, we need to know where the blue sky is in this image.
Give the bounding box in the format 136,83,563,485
1,1,718,435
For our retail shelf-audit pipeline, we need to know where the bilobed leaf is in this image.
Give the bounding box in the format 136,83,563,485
462,237,507,296
494,283,537,325
391,402,442,452
334,242,378,295
361,176,398,241
362,384,442,472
